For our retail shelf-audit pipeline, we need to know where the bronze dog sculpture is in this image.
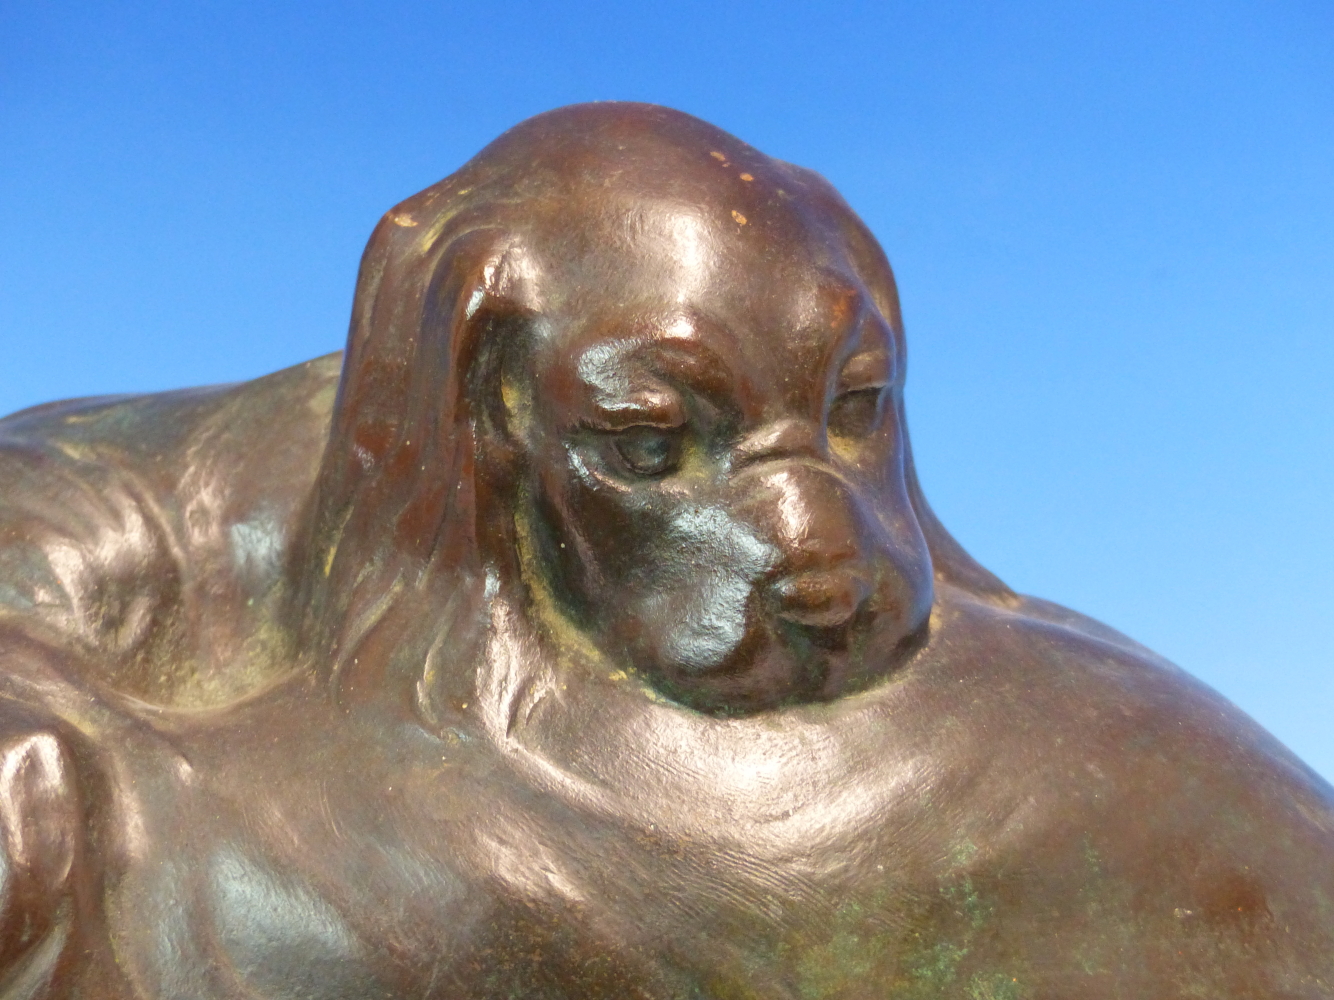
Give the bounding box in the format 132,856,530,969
0,103,1331,998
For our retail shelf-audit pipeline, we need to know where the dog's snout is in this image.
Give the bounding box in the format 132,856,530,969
772,567,871,628
733,459,880,630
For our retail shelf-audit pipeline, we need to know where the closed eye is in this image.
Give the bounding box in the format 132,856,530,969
827,386,885,439
610,425,684,477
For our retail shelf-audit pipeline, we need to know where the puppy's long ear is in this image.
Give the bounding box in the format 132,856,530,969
817,181,1017,608
903,447,1016,605
296,188,520,658
463,301,539,462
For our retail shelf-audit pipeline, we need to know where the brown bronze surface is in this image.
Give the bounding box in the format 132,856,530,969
0,103,1330,998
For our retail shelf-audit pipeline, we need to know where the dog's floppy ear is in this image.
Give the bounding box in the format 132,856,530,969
296,193,523,654
901,427,1015,605
452,248,543,462
821,180,1016,609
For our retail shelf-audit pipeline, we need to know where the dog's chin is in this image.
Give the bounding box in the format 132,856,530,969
628,610,929,717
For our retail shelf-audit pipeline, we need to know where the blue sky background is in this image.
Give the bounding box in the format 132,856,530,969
2,1,1331,776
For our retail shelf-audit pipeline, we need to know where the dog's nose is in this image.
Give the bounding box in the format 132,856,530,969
772,567,871,628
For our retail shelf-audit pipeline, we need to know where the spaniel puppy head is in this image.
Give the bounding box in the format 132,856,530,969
482,110,934,714
306,104,1005,715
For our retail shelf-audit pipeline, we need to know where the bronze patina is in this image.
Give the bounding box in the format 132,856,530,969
0,103,1331,998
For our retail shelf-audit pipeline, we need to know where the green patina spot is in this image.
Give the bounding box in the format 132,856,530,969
1081,835,1102,878
893,856,1024,999
796,930,876,1000
1072,832,1143,978
967,971,1023,999
777,844,1035,999
908,940,967,987
945,874,990,931
950,839,980,867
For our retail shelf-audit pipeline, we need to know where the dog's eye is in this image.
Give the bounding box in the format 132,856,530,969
613,426,682,477
828,388,884,439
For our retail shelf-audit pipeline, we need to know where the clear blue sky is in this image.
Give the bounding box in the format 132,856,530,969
3,1,1331,776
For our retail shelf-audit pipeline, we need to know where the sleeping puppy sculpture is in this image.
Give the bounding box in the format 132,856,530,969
0,103,1331,998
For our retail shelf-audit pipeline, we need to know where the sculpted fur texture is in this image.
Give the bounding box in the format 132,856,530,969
0,103,1331,998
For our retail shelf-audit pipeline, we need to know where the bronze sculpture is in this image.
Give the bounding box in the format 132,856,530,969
0,102,1331,998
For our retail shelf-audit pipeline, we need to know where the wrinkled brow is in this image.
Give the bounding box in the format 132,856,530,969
833,302,897,371
635,337,738,401
577,330,740,405
785,281,898,391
